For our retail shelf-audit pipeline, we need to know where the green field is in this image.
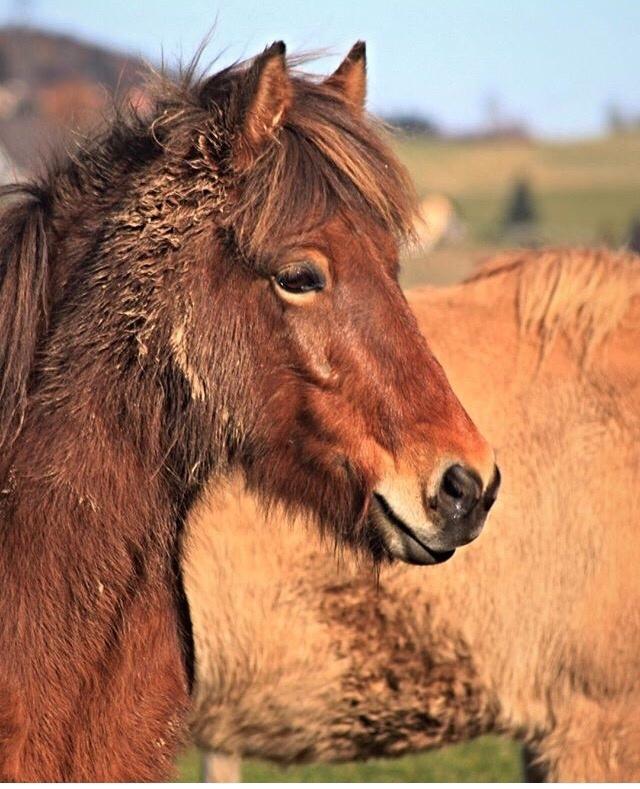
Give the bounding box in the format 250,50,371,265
397,132,640,234
176,132,639,783
176,738,522,782
396,131,640,288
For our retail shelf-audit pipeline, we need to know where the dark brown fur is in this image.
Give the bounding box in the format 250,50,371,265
0,44,493,780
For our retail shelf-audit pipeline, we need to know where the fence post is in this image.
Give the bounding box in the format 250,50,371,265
201,750,242,783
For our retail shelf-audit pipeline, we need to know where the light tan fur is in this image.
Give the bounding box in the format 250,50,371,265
185,248,640,781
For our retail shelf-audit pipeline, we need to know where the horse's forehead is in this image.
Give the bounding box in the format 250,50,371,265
246,215,398,278
319,215,398,267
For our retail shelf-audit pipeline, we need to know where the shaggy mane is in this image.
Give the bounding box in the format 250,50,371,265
468,247,640,362
0,49,417,455
152,52,417,252
12,50,417,260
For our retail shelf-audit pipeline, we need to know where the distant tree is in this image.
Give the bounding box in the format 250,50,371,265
504,177,538,227
605,103,640,134
385,113,440,137
606,102,626,134
628,216,640,254
484,93,503,134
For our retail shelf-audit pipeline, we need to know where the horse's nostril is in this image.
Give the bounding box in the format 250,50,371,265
442,468,465,499
437,464,482,520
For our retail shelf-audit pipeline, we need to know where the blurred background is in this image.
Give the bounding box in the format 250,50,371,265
0,0,637,780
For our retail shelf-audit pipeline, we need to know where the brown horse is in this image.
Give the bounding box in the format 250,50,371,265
185,248,640,782
0,43,498,781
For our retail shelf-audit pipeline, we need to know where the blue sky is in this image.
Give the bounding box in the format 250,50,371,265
2,0,639,137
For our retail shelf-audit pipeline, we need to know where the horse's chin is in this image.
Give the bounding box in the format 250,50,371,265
369,494,456,566
389,534,456,566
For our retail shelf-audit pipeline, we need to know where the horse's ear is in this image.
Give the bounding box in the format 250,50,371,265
232,41,292,168
325,41,367,113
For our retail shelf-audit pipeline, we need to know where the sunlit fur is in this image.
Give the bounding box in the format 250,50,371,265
0,45,493,780
186,248,640,781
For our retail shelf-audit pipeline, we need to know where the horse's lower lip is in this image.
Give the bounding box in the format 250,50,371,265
373,493,456,566
403,541,455,566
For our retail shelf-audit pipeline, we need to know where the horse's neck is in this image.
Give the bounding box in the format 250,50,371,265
0,397,191,780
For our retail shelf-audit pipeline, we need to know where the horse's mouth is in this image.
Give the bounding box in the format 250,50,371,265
372,493,456,566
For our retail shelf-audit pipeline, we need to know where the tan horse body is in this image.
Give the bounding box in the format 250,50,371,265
185,249,640,781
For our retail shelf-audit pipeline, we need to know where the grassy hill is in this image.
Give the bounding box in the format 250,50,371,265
397,133,640,249
394,131,640,288
398,132,640,197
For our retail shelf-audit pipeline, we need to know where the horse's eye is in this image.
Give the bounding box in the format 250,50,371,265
274,262,326,295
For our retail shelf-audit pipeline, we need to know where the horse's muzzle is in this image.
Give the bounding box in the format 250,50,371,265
428,463,501,548
372,464,501,565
